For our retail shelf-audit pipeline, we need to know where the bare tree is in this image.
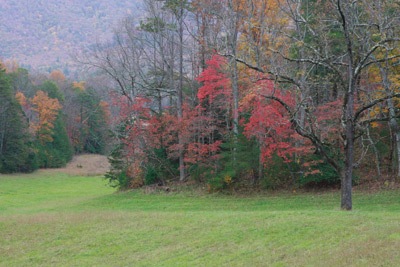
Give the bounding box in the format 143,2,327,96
76,0,205,181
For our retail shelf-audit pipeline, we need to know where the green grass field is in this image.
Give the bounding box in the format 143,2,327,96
1,171,400,266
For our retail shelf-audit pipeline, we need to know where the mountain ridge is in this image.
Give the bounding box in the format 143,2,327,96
0,0,143,73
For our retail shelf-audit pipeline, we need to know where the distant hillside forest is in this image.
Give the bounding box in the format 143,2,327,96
0,0,142,72
0,61,111,173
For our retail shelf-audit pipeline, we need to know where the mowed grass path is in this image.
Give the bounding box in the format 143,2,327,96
1,172,400,266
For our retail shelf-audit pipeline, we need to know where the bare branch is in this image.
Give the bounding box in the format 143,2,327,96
354,93,400,121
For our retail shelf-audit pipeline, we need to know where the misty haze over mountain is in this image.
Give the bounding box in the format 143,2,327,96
0,0,143,74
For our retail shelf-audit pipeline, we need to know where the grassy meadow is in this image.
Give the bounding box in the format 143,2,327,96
1,171,400,266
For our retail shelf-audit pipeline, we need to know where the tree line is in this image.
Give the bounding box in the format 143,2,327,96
0,61,110,173
79,0,400,210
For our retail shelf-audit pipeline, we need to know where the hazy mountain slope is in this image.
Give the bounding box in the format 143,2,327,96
0,0,142,72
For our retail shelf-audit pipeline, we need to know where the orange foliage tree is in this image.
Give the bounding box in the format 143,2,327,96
15,90,28,108
49,70,66,83
30,91,61,142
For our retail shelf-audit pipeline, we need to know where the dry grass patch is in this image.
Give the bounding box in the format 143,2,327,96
46,154,110,176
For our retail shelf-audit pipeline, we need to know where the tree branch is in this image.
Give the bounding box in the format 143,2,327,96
354,93,400,121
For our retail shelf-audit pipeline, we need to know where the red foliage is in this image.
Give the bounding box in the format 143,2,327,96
196,55,231,104
163,103,223,168
111,92,153,160
112,87,224,173
241,80,311,163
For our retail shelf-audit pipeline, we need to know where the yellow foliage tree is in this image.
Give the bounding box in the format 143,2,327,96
73,81,86,91
234,0,288,109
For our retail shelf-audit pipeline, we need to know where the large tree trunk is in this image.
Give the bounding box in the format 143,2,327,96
341,94,355,211
341,137,354,210
341,74,356,210
339,0,356,210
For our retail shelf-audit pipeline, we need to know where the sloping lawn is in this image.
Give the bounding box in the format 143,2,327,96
1,171,399,266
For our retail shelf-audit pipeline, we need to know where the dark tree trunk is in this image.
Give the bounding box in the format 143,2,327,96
341,57,356,210
341,82,355,210
341,132,354,210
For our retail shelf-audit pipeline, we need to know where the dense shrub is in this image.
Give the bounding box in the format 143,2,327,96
262,154,298,189
298,154,340,187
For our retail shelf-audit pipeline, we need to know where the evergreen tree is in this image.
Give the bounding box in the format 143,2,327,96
0,68,37,173
38,81,65,103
